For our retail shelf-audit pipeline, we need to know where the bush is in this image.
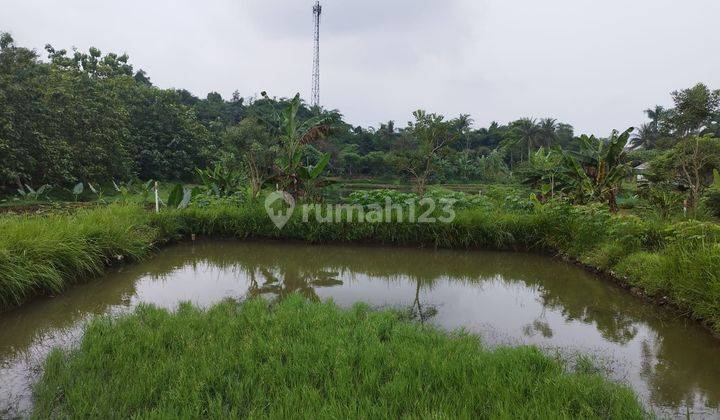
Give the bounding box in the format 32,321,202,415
657,242,720,322
702,187,720,218
665,219,720,245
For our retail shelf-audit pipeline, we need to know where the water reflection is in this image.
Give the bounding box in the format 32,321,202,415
1,240,719,417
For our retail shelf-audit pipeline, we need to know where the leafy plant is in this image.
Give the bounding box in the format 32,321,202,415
223,118,278,199
560,128,634,211
261,92,331,197
196,163,244,197
297,153,331,199
701,169,720,217
521,148,563,199
639,182,683,219
71,182,84,202
393,110,458,196
137,180,155,205
87,183,105,203
166,183,196,210
17,184,52,201
112,179,134,202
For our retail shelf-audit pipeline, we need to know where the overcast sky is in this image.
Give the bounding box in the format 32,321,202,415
2,0,720,134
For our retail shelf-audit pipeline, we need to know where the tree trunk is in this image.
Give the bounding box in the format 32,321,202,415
608,188,618,213
416,176,427,198
528,141,532,161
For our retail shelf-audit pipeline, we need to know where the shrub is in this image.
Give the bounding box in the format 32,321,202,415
702,187,720,218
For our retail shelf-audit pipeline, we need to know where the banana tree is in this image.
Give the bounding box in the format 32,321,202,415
166,183,196,210
524,148,563,198
561,128,633,211
195,162,243,197
261,92,330,197
297,152,331,200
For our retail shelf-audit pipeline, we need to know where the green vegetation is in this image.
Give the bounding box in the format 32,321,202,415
2,30,720,417
32,296,644,418
0,205,154,307
5,32,719,208
1,38,719,326
2,197,720,336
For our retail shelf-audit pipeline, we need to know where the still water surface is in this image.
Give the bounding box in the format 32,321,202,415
1,240,719,417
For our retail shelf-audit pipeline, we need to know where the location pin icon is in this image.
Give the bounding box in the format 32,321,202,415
265,190,295,229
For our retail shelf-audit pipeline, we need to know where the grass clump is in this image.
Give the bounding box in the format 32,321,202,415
0,205,156,308
32,296,644,418
615,252,664,294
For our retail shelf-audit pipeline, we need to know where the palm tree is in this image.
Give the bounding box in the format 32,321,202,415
538,118,558,148
454,113,474,151
644,105,666,134
513,118,541,160
629,123,658,150
645,106,665,125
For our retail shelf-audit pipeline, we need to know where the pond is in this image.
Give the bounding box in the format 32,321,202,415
1,240,719,417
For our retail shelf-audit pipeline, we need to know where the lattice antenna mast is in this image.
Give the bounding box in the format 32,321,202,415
311,1,322,108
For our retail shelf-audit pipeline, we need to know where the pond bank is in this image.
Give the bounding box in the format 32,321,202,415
1,202,719,335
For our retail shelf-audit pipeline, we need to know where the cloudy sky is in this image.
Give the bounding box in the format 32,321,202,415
3,0,720,134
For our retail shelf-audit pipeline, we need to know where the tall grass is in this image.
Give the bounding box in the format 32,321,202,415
0,205,156,308
3,200,720,333
32,296,645,418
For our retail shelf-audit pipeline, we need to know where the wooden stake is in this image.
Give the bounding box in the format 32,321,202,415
154,181,159,213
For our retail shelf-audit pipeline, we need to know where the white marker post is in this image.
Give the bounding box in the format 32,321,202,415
154,181,160,213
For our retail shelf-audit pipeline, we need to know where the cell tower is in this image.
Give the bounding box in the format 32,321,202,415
311,1,322,108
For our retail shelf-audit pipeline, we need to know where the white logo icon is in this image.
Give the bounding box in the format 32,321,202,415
264,190,295,229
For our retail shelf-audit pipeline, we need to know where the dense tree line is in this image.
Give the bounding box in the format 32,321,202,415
0,33,573,192
2,32,720,204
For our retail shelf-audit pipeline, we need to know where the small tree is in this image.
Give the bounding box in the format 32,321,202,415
394,110,458,196
223,117,277,198
675,135,720,208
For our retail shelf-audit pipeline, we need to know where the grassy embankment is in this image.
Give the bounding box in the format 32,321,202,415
32,295,645,418
1,200,719,333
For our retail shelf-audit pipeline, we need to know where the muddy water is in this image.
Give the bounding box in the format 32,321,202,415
1,241,719,417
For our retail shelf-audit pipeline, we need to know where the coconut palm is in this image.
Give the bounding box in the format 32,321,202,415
645,105,665,128
453,113,474,151
538,118,558,148
629,123,659,150
512,118,541,160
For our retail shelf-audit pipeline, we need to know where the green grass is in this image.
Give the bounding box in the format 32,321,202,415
0,205,156,307
32,296,645,419
2,198,720,335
